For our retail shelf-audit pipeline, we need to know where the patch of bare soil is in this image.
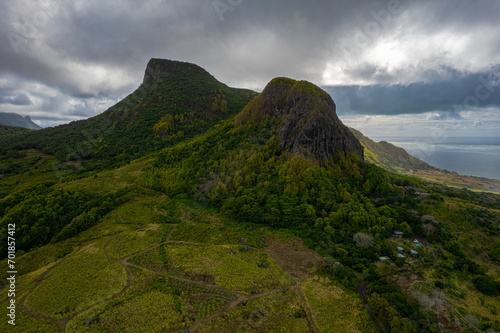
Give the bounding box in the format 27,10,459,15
396,274,425,291
264,237,323,279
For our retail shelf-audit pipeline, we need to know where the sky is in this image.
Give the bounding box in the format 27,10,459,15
0,0,499,138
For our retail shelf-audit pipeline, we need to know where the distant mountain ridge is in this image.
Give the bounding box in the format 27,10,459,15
0,112,41,130
350,128,433,173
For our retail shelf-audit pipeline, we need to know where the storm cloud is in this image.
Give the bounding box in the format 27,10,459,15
0,0,499,129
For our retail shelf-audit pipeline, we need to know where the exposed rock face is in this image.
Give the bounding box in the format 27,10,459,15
235,77,364,163
143,58,210,85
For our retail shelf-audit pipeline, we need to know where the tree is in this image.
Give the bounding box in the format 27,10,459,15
422,223,436,237
353,232,373,248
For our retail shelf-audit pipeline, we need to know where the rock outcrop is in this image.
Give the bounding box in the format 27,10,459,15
235,77,364,164
143,58,211,86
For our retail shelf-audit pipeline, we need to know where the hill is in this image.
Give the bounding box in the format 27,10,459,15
235,77,364,164
0,59,256,178
0,59,499,333
351,128,500,193
0,124,32,137
0,112,41,130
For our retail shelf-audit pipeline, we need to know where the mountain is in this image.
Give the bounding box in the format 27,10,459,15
0,59,499,333
350,128,432,173
0,112,42,130
0,59,256,176
351,128,500,193
235,77,364,164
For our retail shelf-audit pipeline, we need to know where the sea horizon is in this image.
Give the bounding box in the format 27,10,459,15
370,136,500,181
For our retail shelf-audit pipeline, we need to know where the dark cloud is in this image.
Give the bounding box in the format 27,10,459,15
326,69,500,115
0,91,32,106
0,0,499,126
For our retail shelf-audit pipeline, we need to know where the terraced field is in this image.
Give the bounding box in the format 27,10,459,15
0,197,374,332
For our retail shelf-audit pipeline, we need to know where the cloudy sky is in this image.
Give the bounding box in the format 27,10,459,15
1,0,499,138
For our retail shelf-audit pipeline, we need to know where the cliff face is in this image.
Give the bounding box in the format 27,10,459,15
143,58,211,85
235,77,364,164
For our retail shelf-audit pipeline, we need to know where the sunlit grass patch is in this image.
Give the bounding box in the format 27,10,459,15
66,266,159,332
106,224,172,259
169,277,235,324
77,196,172,240
56,160,149,195
24,238,126,318
300,276,376,333
129,246,168,273
92,290,183,332
196,288,309,332
0,305,57,333
0,241,74,283
166,243,291,294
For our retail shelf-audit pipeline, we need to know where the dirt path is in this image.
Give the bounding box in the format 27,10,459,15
56,236,136,332
16,255,70,332
355,282,384,333
295,280,319,333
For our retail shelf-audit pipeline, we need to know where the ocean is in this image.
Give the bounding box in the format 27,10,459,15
370,137,500,180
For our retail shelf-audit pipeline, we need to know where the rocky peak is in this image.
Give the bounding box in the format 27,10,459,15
142,58,210,85
235,77,364,164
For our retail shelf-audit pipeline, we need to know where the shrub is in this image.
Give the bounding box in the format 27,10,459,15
473,276,500,296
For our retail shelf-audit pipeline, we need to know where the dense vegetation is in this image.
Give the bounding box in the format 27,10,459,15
0,124,32,137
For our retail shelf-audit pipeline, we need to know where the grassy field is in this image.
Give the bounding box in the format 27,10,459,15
300,276,376,333
107,224,171,259
166,243,292,294
24,238,127,318
406,169,500,194
77,195,173,241
0,306,57,333
86,290,183,332
56,159,151,195
195,288,310,333
129,246,169,273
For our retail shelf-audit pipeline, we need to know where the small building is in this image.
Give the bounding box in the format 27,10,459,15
379,256,390,262
397,253,405,258
397,246,404,252
410,250,419,255
416,244,422,247
393,230,404,239
413,239,419,243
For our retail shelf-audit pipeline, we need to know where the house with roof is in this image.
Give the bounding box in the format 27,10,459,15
393,230,404,239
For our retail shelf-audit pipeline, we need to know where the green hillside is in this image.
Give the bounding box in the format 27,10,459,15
0,124,32,137
0,59,256,178
0,59,499,333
